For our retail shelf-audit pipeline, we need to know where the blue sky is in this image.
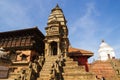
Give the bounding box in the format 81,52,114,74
0,0,120,63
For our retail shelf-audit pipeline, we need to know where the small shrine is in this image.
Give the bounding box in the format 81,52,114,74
68,46,93,72
98,40,115,61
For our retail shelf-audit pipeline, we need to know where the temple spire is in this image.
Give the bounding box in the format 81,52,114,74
48,4,66,25
45,4,69,57
56,3,59,8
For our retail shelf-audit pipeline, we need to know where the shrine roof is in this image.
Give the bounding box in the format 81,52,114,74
0,27,44,38
68,47,93,57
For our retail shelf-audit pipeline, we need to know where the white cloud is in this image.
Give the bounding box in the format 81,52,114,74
68,2,101,62
0,0,54,31
0,1,34,31
69,2,99,46
70,3,98,36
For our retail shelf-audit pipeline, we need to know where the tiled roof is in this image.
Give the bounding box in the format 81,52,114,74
68,47,93,57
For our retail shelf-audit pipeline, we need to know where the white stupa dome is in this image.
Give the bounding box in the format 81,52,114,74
98,40,115,61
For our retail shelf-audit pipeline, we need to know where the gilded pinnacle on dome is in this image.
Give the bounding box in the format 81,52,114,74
102,40,105,42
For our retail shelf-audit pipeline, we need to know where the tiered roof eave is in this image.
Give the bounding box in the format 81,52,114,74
68,46,93,57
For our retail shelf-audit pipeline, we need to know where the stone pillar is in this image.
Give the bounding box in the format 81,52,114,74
64,41,67,58
45,43,50,57
48,43,50,56
57,42,60,56
45,43,47,57
50,43,52,56
64,52,67,58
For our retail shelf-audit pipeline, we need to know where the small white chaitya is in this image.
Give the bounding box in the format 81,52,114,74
98,40,115,61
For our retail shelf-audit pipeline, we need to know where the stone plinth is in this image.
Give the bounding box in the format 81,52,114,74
62,57,96,80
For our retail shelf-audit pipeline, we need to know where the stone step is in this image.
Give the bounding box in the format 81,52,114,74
62,72,95,77
42,64,53,67
40,67,52,71
65,58,74,61
40,72,51,76
45,60,55,62
63,70,87,74
37,77,50,80
41,65,51,69
41,68,51,71
64,69,85,72
42,67,52,71
45,59,57,62
63,77,96,80
44,60,56,62
63,65,85,69
63,77,89,80
64,60,77,63
43,62,54,64
41,67,51,70
63,72,96,80
40,70,51,74
40,73,51,78
64,63,78,66
45,56,57,59
43,62,53,64
63,72,93,75
63,71,86,74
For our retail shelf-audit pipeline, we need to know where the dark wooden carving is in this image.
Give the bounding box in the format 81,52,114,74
0,27,45,54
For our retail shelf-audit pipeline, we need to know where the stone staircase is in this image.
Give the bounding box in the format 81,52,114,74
89,60,119,80
37,56,96,80
110,59,120,79
37,56,57,80
62,57,96,80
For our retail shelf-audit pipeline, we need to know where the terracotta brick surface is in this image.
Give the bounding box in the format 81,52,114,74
89,60,116,79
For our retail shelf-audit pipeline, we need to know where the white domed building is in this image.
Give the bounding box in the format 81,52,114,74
98,40,115,61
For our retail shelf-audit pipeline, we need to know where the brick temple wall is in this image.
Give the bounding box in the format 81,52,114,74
89,60,117,79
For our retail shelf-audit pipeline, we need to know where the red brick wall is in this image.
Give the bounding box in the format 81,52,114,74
89,61,116,79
